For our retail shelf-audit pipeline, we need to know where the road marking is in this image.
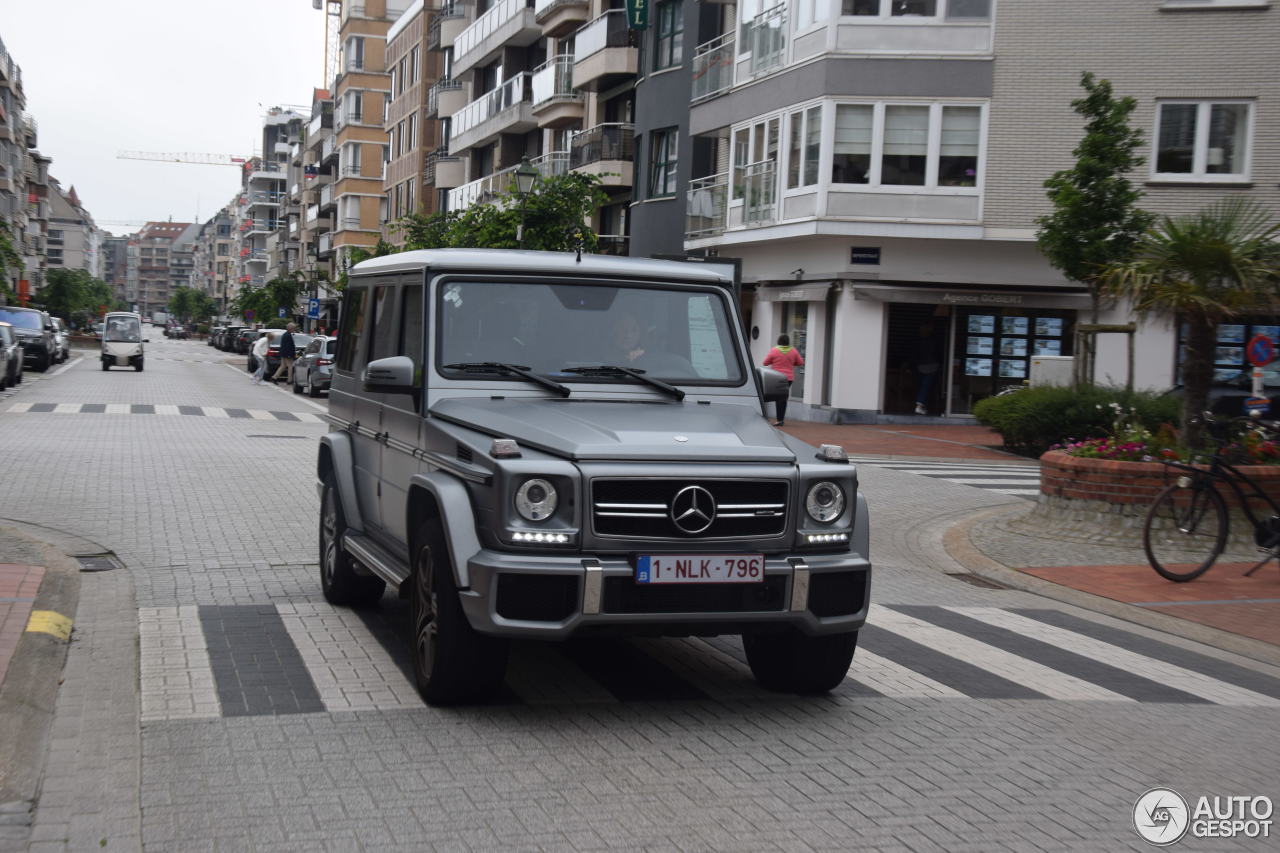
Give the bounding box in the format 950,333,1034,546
26,610,72,640
852,458,1041,498
154,404,180,416
958,607,1280,707
48,356,83,376
870,604,1133,702
847,647,967,698
105,403,130,415
139,606,221,721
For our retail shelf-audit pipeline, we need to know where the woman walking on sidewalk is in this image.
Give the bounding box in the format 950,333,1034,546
763,334,804,426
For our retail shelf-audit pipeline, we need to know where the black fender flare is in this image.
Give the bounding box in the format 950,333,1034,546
318,432,364,534
408,471,481,591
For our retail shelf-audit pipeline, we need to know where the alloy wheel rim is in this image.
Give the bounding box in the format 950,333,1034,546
321,490,336,584
415,544,438,680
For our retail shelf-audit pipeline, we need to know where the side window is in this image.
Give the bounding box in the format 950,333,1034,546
400,283,424,371
369,284,397,362
336,285,370,372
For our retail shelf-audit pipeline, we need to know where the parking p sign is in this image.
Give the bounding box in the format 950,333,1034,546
307,298,320,319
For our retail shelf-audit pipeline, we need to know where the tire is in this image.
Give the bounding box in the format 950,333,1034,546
247,357,255,373
319,475,385,606
308,376,321,398
1143,481,1228,582
33,353,48,373
743,628,859,693
292,371,303,394
101,360,110,372
134,360,144,372
410,519,509,706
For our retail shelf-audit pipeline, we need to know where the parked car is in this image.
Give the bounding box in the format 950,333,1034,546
0,322,23,389
91,322,104,339
218,326,243,351
264,332,312,379
168,325,189,340
317,249,869,706
245,329,275,372
235,328,259,355
292,336,336,397
0,306,56,372
49,317,70,363
209,326,224,346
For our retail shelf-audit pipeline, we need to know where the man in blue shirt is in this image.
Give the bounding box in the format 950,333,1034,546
272,323,298,384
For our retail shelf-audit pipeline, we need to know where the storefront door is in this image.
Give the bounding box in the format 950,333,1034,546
781,302,807,398
883,303,951,415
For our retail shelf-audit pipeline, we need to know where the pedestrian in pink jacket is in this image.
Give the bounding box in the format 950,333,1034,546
762,334,804,426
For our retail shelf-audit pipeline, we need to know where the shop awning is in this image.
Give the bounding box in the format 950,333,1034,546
755,282,835,303
851,283,1091,310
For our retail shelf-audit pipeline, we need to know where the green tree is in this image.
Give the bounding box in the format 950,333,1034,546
1101,198,1280,448
1037,72,1154,382
394,172,607,253
168,286,197,322
0,219,21,303
337,240,396,292
230,274,310,324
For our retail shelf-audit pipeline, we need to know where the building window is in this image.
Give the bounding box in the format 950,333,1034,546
345,36,365,71
409,47,419,85
405,178,415,214
398,57,407,96
787,106,822,189
842,0,990,17
649,128,679,198
732,118,780,200
654,1,684,71
1154,100,1251,180
832,101,984,189
389,66,397,98
407,112,417,150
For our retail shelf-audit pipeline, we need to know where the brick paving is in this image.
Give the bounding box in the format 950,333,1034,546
779,422,1021,461
0,564,43,684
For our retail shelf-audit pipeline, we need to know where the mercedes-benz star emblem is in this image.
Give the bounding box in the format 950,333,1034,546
671,485,716,534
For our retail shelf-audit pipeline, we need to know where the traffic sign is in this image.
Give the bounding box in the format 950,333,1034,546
1247,334,1274,366
307,298,320,319
1245,397,1270,415
244,309,254,320
278,307,287,318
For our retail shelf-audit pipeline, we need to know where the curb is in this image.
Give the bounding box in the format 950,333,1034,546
0,520,102,813
944,503,1280,669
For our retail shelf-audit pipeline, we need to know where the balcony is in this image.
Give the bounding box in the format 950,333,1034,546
534,0,588,38
596,234,629,256
321,136,338,165
530,150,571,179
453,0,539,78
319,184,336,210
248,190,285,206
447,165,520,211
530,55,582,128
448,72,534,154
570,123,634,187
746,5,786,77
571,10,635,91
428,1,472,51
685,173,728,239
318,233,333,257
426,148,466,189
21,112,36,146
247,161,286,181
691,33,735,103
307,107,334,138
427,79,465,118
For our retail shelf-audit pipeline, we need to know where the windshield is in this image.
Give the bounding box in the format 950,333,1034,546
0,309,41,330
437,281,744,385
104,316,142,342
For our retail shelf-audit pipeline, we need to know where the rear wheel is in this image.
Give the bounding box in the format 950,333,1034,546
319,476,386,606
410,519,509,705
1143,481,1228,581
307,375,321,398
292,370,303,394
33,353,48,372
743,628,859,694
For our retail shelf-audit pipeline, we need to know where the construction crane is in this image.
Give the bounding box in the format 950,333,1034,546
116,151,254,167
314,0,342,88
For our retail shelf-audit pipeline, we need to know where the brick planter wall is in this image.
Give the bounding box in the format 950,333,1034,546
1029,450,1280,548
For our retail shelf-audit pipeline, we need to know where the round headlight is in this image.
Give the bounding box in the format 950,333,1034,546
515,478,558,522
805,481,845,524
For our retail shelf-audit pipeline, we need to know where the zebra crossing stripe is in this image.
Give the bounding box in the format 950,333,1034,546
961,607,1280,707
870,604,1134,702
201,407,229,418
139,606,220,722
5,401,324,422
105,403,130,415
154,404,180,416
846,647,967,699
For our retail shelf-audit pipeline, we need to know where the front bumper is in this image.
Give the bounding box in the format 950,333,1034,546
458,550,870,640
18,341,47,365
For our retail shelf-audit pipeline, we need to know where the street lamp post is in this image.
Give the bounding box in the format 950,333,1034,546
513,157,538,249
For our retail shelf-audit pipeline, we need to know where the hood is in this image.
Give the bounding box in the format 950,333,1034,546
431,397,797,463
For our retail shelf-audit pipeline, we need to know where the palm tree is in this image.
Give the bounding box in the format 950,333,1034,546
1102,198,1280,449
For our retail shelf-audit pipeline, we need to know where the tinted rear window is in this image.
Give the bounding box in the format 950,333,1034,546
0,309,41,330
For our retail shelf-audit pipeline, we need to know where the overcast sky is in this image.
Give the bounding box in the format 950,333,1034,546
2,1,328,234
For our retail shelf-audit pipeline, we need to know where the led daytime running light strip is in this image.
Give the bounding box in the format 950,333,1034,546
512,531,571,544
805,532,849,544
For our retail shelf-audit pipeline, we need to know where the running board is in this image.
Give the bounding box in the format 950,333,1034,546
343,533,411,589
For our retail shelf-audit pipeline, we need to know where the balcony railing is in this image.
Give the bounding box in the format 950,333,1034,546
428,0,470,50
341,217,366,231
455,0,529,65
248,190,285,205
451,72,531,139
448,165,519,211
427,79,463,115
531,55,578,108
596,234,629,256
747,5,787,76
535,0,586,18
574,9,630,60
570,123,634,168
685,173,728,239
318,233,332,255
691,33,735,102
530,150,571,178
742,160,777,226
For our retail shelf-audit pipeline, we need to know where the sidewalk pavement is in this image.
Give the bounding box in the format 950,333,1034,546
779,419,1280,657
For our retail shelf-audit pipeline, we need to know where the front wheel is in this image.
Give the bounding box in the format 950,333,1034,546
743,628,858,694
101,360,110,372
1143,481,1228,582
134,360,144,372
410,520,509,705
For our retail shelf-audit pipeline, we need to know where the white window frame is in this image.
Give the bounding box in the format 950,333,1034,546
1151,99,1254,183
828,99,986,194
838,0,992,20
729,114,783,205
784,101,824,191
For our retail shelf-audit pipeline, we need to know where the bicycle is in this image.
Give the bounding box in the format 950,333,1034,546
1142,414,1280,582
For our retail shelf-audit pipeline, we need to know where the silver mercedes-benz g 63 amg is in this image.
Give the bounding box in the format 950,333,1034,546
318,249,870,705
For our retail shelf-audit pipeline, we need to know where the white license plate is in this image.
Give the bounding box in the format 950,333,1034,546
635,554,764,584
116,356,129,365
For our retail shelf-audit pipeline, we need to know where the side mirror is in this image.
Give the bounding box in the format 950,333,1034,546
363,355,417,395
757,366,789,401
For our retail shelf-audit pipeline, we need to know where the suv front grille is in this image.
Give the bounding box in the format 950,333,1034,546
592,479,788,539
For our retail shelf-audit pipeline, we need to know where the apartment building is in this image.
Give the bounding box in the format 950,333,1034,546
46,180,100,276
384,2,445,242
101,235,129,302
431,0,636,250
301,91,337,280
128,221,196,318
235,109,304,295
331,2,408,268
628,0,1278,423
191,207,235,318
0,35,28,299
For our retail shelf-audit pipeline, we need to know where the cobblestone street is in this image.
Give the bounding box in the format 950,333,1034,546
2,339,1279,851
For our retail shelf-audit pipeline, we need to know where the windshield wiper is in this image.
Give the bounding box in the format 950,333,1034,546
560,365,685,401
441,362,570,397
